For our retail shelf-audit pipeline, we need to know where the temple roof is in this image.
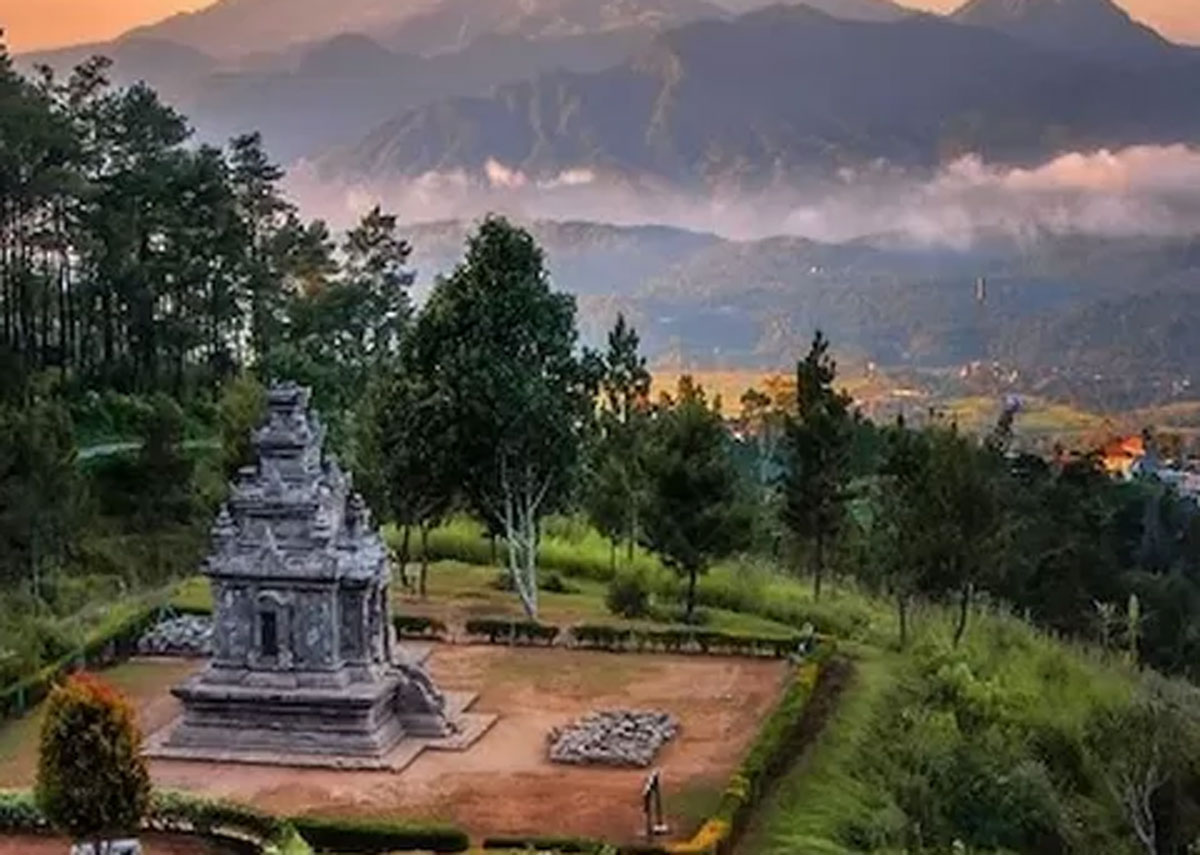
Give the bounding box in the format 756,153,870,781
205,383,388,584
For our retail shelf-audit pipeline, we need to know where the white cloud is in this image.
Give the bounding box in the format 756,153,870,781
286,145,1200,247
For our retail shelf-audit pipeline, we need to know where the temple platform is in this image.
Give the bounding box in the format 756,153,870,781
147,690,495,772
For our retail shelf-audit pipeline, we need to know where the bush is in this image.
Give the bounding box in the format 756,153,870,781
150,791,287,842
482,835,603,853
464,619,559,646
393,615,448,640
0,790,48,832
541,572,578,594
290,815,469,853
569,625,814,659
36,673,152,844
607,574,651,619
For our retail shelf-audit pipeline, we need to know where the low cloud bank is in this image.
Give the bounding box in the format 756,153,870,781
286,144,1200,245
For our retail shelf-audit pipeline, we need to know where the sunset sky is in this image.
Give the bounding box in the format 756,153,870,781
0,0,1196,52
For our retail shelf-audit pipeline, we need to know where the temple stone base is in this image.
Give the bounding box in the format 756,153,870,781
148,690,495,772
165,671,407,757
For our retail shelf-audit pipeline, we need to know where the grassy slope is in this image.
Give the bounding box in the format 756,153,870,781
739,646,899,855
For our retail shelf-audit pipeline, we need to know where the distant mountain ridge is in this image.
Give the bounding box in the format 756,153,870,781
952,0,1176,62
326,5,1200,188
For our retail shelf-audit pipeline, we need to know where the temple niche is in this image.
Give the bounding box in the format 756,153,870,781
160,383,460,765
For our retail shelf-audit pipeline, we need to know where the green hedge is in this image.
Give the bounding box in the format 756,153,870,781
482,835,603,853
463,618,560,646
672,648,836,855
0,790,49,833
290,815,469,853
570,625,814,659
0,790,309,854
392,615,448,641
150,791,288,841
0,604,166,720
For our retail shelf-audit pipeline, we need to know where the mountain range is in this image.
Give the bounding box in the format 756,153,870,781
18,0,1196,168
325,2,1200,189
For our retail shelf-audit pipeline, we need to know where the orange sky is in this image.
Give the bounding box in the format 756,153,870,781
0,0,1196,52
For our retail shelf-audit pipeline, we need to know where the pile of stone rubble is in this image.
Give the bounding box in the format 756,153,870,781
137,616,213,657
548,710,679,767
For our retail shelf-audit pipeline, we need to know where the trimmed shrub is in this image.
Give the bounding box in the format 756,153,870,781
149,791,287,842
483,835,604,853
392,615,448,640
569,625,815,659
464,619,560,646
290,815,469,853
36,673,152,845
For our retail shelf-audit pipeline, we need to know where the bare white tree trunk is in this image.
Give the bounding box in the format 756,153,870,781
495,460,551,620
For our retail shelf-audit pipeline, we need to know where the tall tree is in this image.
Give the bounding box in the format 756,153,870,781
587,314,652,565
356,347,457,597
641,376,750,622
779,331,854,601
414,216,597,618
269,206,409,449
0,388,84,602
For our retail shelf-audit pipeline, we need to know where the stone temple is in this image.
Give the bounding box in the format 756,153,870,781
159,383,465,766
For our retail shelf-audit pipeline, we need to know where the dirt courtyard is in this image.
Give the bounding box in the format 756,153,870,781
0,647,787,843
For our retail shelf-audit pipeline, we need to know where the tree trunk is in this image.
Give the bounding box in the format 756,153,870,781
813,530,824,602
686,568,698,623
419,524,430,598
953,581,973,648
397,524,411,590
627,503,637,565
897,593,910,650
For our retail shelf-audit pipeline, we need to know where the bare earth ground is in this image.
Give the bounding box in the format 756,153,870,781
0,833,238,854
0,648,786,844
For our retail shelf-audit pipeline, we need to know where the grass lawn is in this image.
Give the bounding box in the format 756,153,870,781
0,658,199,788
171,560,800,638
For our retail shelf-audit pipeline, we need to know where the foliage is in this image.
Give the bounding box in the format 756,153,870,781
641,377,751,621
35,673,151,845
289,814,469,854
780,331,855,601
392,614,448,640
570,625,808,658
217,373,267,477
412,216,598,617
606,573,652,619
463,618,560,645
355,345,456,596
586,314,653,565
0,389,86,601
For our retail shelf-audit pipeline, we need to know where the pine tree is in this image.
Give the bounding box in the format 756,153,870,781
641,377,750,622
779,331,854,601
